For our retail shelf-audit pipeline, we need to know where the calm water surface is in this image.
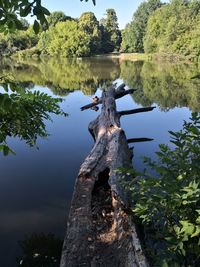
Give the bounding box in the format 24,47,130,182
0,57,199,266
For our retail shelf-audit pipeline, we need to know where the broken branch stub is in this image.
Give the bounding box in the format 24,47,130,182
80,88,136,111
60,85,150,267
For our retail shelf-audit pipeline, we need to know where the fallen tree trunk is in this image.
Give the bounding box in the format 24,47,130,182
80,87,136,111
60,85,153,267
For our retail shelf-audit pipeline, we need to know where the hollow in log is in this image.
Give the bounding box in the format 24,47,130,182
60,85,152,267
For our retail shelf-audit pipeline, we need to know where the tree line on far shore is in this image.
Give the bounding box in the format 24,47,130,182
0,0,200,60
0,9,121,58
122,0,200,61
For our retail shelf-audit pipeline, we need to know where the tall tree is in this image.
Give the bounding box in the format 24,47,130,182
37,20,91,57
47,11,72,27
121,0,162,53
144,0,200,58
100,9,121,53
78,12,101,54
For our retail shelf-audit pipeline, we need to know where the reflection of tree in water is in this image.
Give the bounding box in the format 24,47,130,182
120,60,153,106
0,57,120,96
45,82,73,96
16,233,62,267
120,60,200,111
0,79,66,155
141,62,200,111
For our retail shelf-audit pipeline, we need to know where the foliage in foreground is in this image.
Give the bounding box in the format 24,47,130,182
0,78,66,155
120,113,200,266
0,0,95,34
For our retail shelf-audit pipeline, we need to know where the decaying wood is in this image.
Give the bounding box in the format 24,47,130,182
118,107,156,116
60,85,153,267
127,138,154,143
80,87,136,111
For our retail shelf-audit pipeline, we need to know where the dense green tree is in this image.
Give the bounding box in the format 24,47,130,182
47,11,73,27
100,9,121,53
121,0,162,52
144,0,200,59
37,20,90,57
121,23,136,53
78,12,101,54
0,26,38,57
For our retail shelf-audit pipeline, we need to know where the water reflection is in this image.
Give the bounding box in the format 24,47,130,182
16,233,62,267
0,57,120,96
1,57,199,111
120,60,200,111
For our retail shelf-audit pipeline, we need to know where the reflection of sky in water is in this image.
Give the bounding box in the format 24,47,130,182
0,84,191,266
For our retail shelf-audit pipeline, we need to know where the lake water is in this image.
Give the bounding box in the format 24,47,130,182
0,57,199,266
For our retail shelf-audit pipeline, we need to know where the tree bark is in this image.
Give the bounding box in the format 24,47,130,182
60,85,151,267
80,88,136,111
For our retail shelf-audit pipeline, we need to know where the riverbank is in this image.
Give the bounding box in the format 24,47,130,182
11,47,198,64
116,52,195,63
93,52,196,63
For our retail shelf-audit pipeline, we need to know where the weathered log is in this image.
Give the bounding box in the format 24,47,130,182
127,138,154,143
60,85,151,267
118,107,156,116
80,88,136,111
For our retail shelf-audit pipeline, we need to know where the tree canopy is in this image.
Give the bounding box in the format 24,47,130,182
0,8,122,58
144,0,200,60
120,0,200,60
100,9,122,53
78,12,101,54
121,0,162,52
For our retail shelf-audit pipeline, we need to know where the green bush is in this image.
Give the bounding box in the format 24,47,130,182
120,113,200,266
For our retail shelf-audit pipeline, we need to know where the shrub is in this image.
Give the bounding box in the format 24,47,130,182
120,113,200,266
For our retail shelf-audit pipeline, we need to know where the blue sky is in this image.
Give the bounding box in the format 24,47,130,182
41,0,145,29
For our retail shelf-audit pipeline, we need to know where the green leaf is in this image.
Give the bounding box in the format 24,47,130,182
33,19,40,34
20,5,31,17
2,83,8,92
41,6,51,16
3,145,9,156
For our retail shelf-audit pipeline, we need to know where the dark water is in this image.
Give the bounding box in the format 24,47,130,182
0,57,199,266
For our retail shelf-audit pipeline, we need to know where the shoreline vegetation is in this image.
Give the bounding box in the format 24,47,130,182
11,51,196,64
0,0,200,63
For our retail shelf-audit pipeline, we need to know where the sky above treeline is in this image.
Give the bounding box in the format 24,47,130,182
41,0,145,29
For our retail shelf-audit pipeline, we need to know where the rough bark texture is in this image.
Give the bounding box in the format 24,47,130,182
80,87,136,111
60,85,149,267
